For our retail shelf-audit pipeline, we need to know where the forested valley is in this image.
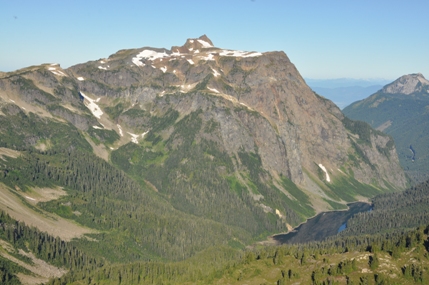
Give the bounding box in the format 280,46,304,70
2,196,429,284
0,108,428,284
45,178,429,284
1,155,429,284
1,148,255,262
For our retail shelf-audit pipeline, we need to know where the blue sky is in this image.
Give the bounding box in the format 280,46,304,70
1,0,428,80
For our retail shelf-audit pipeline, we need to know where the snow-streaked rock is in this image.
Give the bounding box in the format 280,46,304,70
79,92,103,119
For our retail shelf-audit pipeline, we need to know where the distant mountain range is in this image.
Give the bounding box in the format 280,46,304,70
305,78,391,109
344,73,429,184
305,78,391,89
311,85,384,109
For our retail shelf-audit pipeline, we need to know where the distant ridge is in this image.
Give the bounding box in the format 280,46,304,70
305,78,391,89
310,85,383,109
344,73,429,184
305,78,391,109
382,73,429,95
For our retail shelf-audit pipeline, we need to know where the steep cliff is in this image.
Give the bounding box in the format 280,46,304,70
0,36,407,230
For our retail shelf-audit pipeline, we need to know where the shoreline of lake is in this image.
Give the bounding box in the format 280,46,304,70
271,201,372,245
275,200,372,236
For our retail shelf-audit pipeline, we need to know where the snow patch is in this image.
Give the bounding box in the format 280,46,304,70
77,77,85,81
160,66,167,73
197,39,213,48
194,49,200,54
48,66,67,76
51,70,67,76
187,59,194,65
238,102,256,112
211,68,220,77
219,49,262,58
93,126,103,129
79,92,103,119
132,50,170,67
127,132,139,144
132,57,145,67
127,131,149,144
318,164,331,182
207,87,220,93
98,66,108,70
117,124,123,137
25,196,36,201
9,99,15,103
199,53,215,61
178,83,196,93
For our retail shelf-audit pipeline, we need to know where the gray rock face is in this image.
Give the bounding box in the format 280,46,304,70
383,73,429,95
49,106,96,131
0,35,408,208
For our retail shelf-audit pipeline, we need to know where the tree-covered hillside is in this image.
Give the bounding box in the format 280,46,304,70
1,174,427,284
47,178,429,285
344,74,429,184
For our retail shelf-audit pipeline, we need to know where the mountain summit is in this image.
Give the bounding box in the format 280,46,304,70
382,73,429,95
344,73,429,183
0,37,407,259
175,34,215,51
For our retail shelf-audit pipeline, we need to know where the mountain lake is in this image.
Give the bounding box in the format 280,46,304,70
273,202,372,244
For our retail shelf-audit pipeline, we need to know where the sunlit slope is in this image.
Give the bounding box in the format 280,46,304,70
344,73,429,184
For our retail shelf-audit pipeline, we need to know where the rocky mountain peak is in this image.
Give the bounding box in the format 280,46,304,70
382,73,429,95
197,34,214,46
0,35,408,223
172,35,215,54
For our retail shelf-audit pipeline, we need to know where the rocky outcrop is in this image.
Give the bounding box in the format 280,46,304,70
49,105,96,131
382,73,429,95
